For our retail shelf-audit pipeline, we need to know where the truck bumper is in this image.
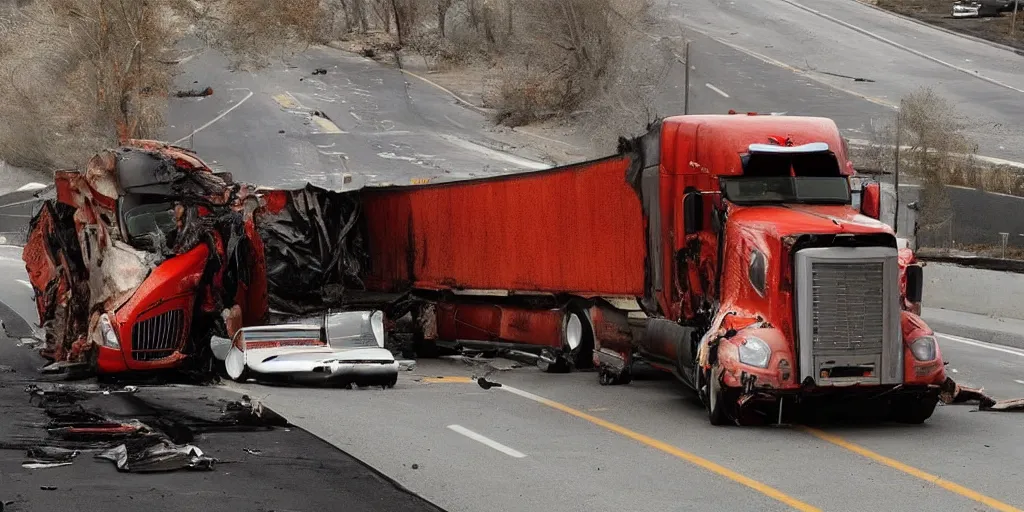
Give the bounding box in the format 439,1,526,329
95,345,189,374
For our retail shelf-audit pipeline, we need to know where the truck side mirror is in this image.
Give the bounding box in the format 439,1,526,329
683,192,703,235
905,264,923,304
861,181,881,220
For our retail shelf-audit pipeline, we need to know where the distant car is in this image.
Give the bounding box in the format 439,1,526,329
212,310,400,388
952,0,1016,18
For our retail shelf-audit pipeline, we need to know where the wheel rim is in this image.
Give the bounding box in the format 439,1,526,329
565,313,583,351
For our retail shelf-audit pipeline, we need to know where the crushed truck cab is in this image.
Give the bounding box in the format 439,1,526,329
596,115,944,425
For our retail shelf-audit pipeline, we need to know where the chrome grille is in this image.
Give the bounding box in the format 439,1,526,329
811,261,885,351
131,309,185,361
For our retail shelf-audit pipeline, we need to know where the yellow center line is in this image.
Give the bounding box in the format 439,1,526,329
421,376,474,383
501,385,821,512
799,426,1022,512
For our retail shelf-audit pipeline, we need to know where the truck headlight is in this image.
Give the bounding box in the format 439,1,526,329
99,313,120,349
738,336,771,368
370,310,385,348
909,335,937,361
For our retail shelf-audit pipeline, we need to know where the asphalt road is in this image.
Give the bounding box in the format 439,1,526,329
232,340,1024,512
0,270,444,512
165,38,552,189
657,0,1024,163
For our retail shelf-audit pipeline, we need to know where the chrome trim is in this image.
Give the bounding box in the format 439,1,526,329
131,308,185,361
795,246,902,386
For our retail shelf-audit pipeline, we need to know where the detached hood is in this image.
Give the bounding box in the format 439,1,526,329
727,204,893,239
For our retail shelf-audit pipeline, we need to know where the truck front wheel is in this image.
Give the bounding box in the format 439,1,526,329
889,395,939,424
706,365,737,426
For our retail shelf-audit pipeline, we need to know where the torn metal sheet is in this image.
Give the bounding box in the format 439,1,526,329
96,440,216,472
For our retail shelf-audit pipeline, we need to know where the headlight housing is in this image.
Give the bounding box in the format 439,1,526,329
909,335,937,361
370,310,385,348
99,313,120,349
737,335,771,368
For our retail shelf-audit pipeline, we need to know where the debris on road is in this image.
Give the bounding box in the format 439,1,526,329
939,377,1024,411
174,86,214,98
312,68,327,75
213,311,399,388
22,462,73,469
96,441,216,472
477,377,502,390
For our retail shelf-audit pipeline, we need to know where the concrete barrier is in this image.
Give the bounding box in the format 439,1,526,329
924,262,1024,321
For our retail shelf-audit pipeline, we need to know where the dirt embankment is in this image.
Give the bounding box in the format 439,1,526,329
872,0,1024,53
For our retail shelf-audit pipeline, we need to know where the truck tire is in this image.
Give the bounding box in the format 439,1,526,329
566,310,595,370
889,396,938,424
707,365,734,426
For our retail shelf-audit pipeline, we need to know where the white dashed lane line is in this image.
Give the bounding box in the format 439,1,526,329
446,425,527,459
705,83,731,98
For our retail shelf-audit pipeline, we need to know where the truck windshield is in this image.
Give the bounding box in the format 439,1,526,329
720,176,851,205
121,198,178,251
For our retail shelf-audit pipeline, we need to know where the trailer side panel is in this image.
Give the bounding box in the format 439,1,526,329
361,155,647,296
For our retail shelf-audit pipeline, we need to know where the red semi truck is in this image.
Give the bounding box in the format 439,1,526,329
359,114,944,424
24,113,945,424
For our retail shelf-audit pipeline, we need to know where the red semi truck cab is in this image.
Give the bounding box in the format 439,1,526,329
588,115,944,424
23,142,267,375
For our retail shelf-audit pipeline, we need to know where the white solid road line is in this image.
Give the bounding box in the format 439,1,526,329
15,279,32,290
172,88,255,145
936,333,1024,357
1015,380,1024,386
777,0,1024,95
705,83,730,98
446,425,527,459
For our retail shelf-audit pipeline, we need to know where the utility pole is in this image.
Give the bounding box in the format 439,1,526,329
683,40,691,115
893,102,902,233
1013,0,1020,38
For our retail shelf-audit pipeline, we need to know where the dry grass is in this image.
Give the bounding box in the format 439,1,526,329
0,0,174,170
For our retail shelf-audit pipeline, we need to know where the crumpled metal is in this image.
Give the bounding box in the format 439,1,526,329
96,439,216,472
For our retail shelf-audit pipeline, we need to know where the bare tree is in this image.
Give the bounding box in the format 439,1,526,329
0,0,173,169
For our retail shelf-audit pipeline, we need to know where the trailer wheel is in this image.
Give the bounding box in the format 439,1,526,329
566,310,595,370
889,396,938,424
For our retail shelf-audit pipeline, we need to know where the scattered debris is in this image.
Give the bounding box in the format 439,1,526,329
0,365,14,373
311,110,333,121
26,446,79,462
312,68,327,75
96,441,216,472
174,87,214,98
22,462,73,469
243,448,262,456
477,377,502,390
222,395,290,427
817,70,875,83
397,359,416,371
939,377,1024,411
411,463,419,470
39,486,57,491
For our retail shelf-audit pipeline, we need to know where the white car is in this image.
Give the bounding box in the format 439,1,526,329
211,310,400,388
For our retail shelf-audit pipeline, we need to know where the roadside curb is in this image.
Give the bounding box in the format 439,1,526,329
851,0,1024,56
